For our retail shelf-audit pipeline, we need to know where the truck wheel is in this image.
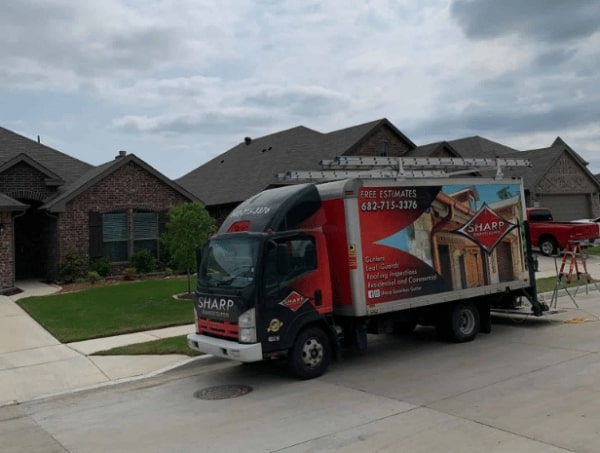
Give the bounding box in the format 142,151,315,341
288,326,331,380
439,301,480,342
539,237,558,256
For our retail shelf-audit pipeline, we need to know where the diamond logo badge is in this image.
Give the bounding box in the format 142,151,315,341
279,291,308,312
456,204,517,253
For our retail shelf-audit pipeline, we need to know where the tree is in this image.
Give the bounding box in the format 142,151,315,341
162,203,216,293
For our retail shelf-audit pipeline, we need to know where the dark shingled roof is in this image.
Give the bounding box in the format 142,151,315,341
406,141,462,158
43,153,200,212
177,118,415,207
448,136,519,158
0,126,93,185
409,136,600,192
0,192,27,212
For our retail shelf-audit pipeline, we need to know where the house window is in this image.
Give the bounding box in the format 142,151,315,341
103,212,129,262
378,141,389,156
134,211,159,256
100,210,160,262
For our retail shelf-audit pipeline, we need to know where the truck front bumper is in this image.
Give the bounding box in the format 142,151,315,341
187,333,263,362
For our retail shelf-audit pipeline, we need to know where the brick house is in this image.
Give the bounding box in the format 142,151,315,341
0,127,198,291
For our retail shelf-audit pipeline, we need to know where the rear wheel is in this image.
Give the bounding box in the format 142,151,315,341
539,237,558,256
439,301,480,342
288,326,331,380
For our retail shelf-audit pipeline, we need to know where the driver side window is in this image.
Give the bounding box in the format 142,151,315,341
263,236,316,303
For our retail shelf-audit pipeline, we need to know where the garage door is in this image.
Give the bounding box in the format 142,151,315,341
539,194,591,221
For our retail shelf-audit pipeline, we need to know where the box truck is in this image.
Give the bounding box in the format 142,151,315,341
188,157,545,378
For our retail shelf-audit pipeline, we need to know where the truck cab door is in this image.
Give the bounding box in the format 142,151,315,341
258,234,332,351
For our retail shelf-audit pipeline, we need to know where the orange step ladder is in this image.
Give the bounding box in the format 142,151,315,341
551,241,599,308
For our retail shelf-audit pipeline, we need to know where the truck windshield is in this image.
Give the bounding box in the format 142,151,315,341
199,237,260,288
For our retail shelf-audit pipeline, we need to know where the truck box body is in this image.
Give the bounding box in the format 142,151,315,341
319,178,531,316
188,175,539,378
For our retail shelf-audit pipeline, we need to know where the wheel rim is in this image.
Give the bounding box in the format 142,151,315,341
300,337,324,368
459,309,476,335
541,242,553,255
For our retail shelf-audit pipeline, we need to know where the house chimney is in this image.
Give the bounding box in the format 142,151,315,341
37,135,40,144
244,137,252,145
116,150,127,159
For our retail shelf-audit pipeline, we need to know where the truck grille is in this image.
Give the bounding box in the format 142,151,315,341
198,317,238,339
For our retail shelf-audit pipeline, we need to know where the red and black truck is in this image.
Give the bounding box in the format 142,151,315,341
188,158,544,378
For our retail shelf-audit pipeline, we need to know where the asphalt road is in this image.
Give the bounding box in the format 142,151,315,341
3,297,600,453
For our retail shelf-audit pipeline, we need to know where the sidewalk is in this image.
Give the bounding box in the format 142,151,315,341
0,281,197,407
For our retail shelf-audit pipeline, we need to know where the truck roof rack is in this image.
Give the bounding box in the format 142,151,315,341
276,156,531,181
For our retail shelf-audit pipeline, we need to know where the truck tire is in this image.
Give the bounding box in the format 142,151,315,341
539,237,558,256
439,301,480,342
288,326,331,380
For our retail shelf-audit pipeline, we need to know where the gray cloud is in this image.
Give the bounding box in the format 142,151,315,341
2,0,600,177
450,0,600,43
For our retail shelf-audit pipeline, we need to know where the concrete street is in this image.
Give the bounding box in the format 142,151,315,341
1,253,600,452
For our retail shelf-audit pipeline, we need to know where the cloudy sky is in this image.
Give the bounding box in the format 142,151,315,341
1,0,599,179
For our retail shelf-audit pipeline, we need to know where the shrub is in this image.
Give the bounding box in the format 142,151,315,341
164,267,174,277
131,249,155,275
90,257,112,277
60,250,84,283
123,267,137,281
87,271,101,284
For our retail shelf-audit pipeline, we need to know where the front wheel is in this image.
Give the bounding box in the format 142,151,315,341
288,326,331,380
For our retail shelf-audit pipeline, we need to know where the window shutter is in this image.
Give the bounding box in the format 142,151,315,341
89,212,103,258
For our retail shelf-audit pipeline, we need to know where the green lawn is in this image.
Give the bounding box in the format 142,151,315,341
17,272,598,355
93,335,202,357
17,278,194,343
586,246,600,256
535,275,594,293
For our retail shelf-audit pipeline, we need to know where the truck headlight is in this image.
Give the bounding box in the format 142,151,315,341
238,308,256,343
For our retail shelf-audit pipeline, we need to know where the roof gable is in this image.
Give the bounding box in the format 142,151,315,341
0,127,93,185
0,153,65,186
406,141,462,158
43,153,200,212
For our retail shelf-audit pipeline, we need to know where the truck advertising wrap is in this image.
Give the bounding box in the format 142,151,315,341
358,183,525,305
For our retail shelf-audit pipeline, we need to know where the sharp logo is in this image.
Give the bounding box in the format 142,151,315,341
279,291,308,312
456,204,517,253
198,297,235,311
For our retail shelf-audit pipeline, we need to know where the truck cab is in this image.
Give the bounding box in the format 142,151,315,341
188,184,335,379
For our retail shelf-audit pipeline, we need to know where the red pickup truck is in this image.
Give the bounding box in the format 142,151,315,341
527,208,600,255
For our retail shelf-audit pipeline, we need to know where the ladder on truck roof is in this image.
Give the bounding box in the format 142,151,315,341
276,156,532,181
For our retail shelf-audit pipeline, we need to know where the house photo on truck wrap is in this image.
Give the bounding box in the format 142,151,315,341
187,157,544,379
